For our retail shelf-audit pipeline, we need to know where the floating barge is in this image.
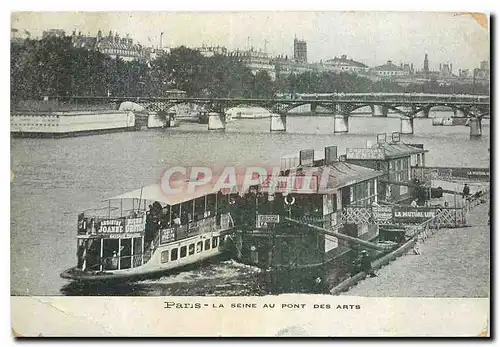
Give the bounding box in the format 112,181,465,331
11,110,139,138
230,146,389,292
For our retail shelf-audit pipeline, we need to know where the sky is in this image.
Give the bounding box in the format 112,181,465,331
11,11,490,71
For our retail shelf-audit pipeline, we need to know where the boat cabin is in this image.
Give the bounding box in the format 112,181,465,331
74,181,235,274
344,132,428,204
232,146,384,274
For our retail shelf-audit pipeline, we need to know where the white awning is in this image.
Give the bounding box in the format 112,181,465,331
107,180,236,206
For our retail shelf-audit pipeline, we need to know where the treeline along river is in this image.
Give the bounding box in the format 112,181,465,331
11,112,490,295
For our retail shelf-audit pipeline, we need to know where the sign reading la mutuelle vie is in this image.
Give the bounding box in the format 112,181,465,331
346,148,385,160
392,207,437,223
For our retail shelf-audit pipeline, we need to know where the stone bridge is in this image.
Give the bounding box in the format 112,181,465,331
58,93,490,136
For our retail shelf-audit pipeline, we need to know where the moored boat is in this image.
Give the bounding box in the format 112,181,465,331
60,181,236,282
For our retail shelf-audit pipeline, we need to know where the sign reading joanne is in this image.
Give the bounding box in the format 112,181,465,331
98,219,124,233
393,207,436,223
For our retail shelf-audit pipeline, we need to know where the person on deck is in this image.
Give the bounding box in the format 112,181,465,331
172,214,181,226
360,250,377,277
463,184,470,199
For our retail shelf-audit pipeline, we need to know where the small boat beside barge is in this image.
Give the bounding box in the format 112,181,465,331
61,182,236,282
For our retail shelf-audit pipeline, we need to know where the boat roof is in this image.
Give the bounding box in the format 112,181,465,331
107,180,235,205
316,162,383,192
374,142,428,159
272,161,382,193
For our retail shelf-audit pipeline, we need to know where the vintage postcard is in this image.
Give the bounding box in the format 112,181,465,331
10,11,490,337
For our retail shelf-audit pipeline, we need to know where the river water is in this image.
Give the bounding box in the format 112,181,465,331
10,110,490,296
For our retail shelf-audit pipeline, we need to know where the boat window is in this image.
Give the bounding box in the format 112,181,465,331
196,241,203,253
102,239,119,270
180,246,187,258
180,202,192,225
171,248,179,261
212,236,218,248
194,197,205,221
171,204,181,224
206,194,216,217
161,250,169,263
204,239,211,251
120,238,132,270
188,243,195,255
133,237,142,256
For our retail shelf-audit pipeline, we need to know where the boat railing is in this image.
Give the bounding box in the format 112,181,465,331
81,206,146,218
342,204,468,227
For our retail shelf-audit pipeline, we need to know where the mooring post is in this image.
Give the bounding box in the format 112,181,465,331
469,118,482,137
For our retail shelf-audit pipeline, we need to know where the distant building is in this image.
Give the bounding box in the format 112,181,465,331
474,60,490,85
148,47,170,61
458,69,471,80
439,63,453,78
273,55,313,76
42,29,66,39
233,48,276,81
400,62,414,75
423,53,429,75
319,55,368,74
195,45,228,57
370,60,409,78
293,38,307,63
71,30,149,62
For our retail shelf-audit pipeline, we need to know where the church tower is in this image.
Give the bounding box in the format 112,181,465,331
424,53,429,76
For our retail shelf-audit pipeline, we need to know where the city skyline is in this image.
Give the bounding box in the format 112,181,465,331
11,12,489,71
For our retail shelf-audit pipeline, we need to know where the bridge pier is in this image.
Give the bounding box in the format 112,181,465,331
469,118,482,137
311,103,318,115
334,115,349,133
270,113,287,132
208,112,226,130
400,116,414,134
414,107,429,118
372,105,388,117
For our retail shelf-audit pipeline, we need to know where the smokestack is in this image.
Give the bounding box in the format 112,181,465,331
160,32,164,49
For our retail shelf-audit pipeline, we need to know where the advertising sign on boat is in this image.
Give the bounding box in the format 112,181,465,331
260,174,318,194
392,207,436,223
346,148,385,160
160,228,176,245
372,206,393,222
125,217,145,233
98,219,124,233
256,214,280,228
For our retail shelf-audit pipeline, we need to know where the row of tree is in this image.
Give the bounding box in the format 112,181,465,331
11,36,488,103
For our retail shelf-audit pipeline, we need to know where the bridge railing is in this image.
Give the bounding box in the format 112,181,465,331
341,204,469,228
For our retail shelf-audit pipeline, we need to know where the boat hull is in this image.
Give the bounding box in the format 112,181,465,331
61,250,230,283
